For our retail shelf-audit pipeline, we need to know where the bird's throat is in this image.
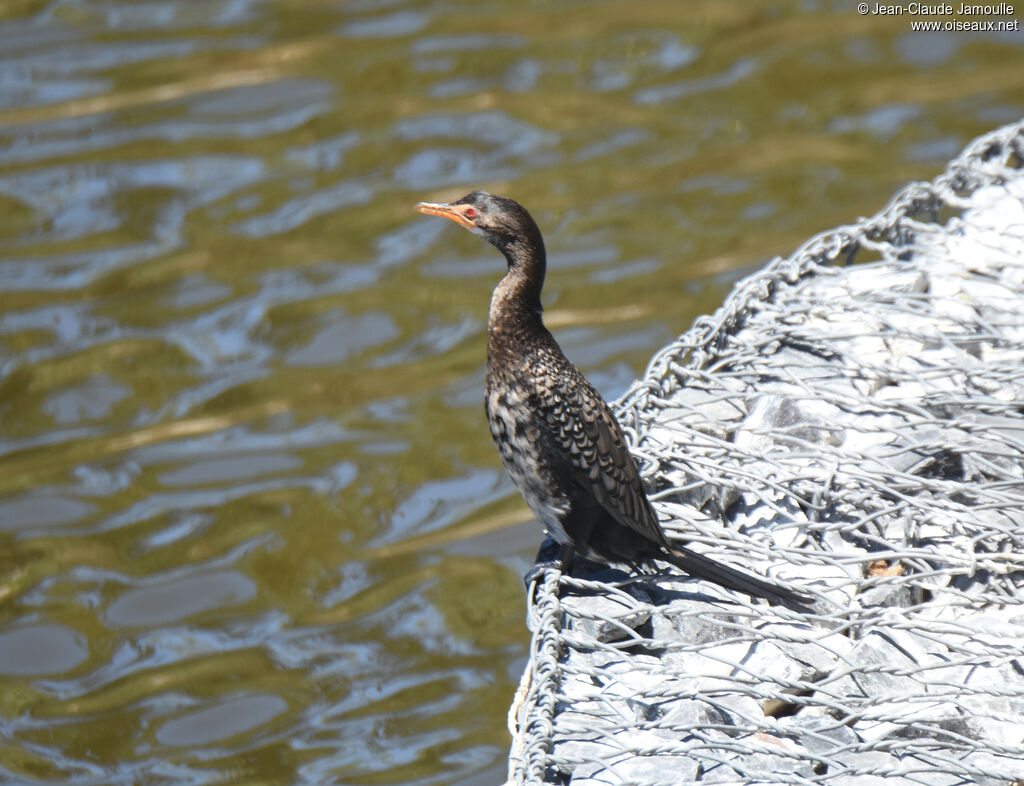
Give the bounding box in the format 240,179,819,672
486,232,550,366
489,274,543,342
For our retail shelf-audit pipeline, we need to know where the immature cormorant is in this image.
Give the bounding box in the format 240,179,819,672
416,191,807,605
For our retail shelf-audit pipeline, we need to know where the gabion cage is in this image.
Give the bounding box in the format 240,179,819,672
507,119,1024,786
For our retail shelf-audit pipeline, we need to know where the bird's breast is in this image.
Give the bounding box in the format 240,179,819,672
485,373,571,543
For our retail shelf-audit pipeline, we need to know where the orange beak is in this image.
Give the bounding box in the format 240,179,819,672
415,200,477,230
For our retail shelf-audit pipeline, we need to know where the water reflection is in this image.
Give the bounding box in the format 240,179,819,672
0,623,89,675
156,692,289,746
0,0,1021,783
107,570,257,627
0,496,96,531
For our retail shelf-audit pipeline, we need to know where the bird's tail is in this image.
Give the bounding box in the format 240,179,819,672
662,544,811,606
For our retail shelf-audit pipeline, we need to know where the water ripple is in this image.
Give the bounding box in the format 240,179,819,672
0,2,1018,784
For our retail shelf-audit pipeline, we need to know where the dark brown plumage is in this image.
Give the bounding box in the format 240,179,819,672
416,190,808,605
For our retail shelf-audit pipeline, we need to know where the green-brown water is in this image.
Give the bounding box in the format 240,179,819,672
0,1,1022,783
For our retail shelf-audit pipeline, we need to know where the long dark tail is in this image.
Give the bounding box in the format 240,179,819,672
663,544,811,606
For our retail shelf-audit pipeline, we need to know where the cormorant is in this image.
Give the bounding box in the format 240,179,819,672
416,190,808,605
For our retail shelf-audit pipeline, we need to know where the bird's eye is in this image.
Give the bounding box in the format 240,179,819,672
464,208,476,219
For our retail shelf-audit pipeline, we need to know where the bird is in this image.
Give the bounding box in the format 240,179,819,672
415,190,808,605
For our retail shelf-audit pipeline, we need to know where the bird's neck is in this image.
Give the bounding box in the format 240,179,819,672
488,237,548,350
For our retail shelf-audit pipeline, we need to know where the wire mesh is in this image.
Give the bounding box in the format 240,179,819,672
507,118,1024,786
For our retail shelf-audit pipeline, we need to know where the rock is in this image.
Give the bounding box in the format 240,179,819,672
569,752,700,785
561,591,652,644
511,130,1024,785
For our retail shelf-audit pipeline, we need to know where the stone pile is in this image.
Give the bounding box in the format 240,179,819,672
508,120,1024,786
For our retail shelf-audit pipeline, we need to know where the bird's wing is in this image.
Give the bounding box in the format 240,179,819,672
538,367,667,546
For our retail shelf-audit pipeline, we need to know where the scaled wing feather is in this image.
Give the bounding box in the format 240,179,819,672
539,370,666,545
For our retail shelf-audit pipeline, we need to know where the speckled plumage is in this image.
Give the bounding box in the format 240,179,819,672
417,191,808,605
486,321,662,566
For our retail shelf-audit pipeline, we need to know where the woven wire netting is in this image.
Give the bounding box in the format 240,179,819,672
507,118,1024,786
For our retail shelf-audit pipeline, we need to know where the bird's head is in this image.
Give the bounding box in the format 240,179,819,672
415,190,541,257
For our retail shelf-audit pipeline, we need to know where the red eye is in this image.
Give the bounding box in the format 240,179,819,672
464,208,476,219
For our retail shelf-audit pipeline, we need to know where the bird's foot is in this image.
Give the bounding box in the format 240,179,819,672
523,540,574,593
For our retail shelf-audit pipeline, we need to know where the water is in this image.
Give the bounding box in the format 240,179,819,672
0,1,1021,783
